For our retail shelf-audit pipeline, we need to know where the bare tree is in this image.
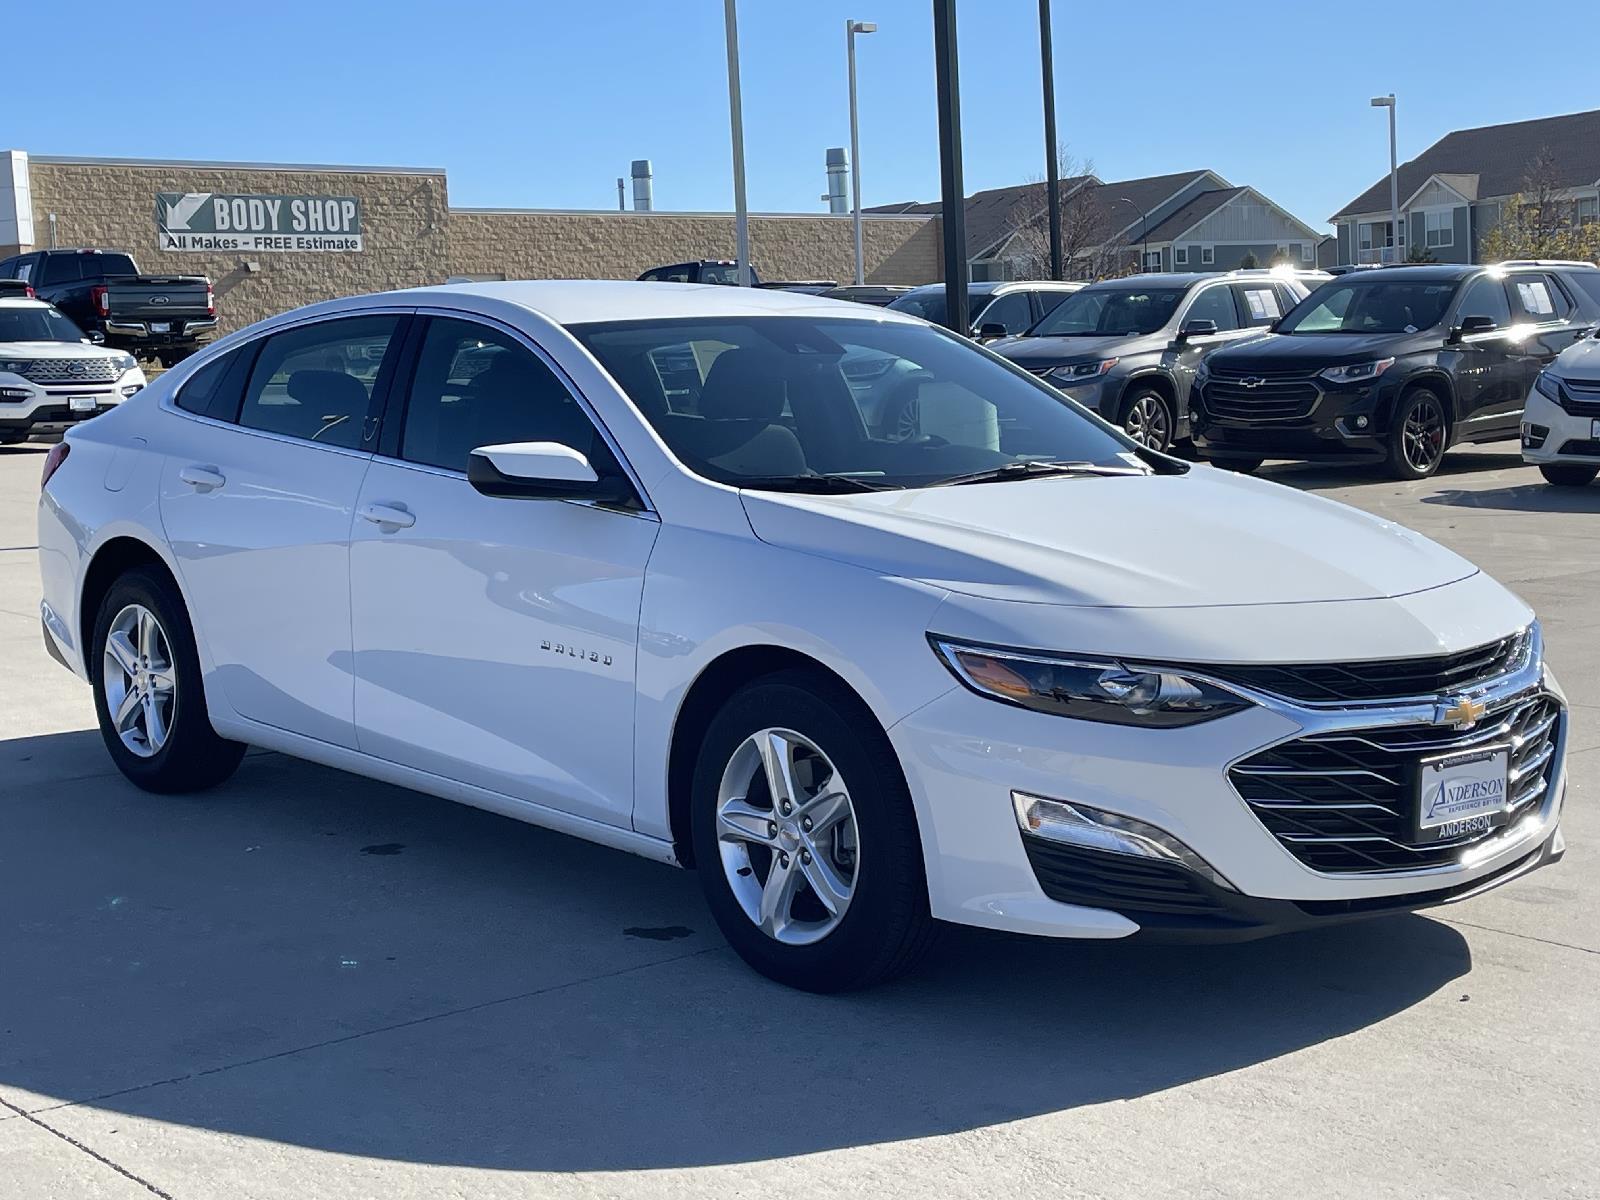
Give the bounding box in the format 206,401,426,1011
1479,148,1600,263
999,145,1125,280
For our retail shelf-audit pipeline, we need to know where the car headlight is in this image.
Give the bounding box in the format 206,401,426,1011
116,353,138,372
930,637,1251,727
1047,358,1118,384
1535,371,1563,402
1319,358,1395,384
0,360,28,375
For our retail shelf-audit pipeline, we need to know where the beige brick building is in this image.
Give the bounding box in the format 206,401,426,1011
1,153,941,339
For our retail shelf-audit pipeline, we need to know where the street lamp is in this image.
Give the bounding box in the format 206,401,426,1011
847,20,877,286
1118,196,1148,272
724,0,751,286
1371,94,1399,263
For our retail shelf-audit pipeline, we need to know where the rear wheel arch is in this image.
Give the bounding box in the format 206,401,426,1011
79,538,178,680
666,645,896,869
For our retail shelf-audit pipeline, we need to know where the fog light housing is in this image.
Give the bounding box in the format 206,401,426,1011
120,384,142,397
1012,791,1236,891
1523,423,1549,450
1354,414,1369,429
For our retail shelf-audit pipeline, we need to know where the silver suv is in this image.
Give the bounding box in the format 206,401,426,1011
1523,323,1600,487
991,269,1326,451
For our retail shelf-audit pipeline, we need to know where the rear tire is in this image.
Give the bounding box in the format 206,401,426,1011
1539,463,1598,488
1387,388,1449,480
690,668,935,992
1216,457,1263,475
90,565,245,793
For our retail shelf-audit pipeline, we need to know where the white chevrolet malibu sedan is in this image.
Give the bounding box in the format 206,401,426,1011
38,281,1567,991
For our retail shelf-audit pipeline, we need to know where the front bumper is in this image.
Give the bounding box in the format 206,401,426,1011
1191,375,1392,463
890,645,1566,942
0,370,143,435
1521,389,1600,465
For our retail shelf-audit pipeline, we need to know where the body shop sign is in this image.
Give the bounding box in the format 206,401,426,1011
156,193,363,252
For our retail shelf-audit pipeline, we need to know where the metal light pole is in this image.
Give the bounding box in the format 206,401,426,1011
724,0,751,285
932,0,968,336
1118,196,1148,271
1039,0,1062,280
1371,94,1399,262
847,20,876,286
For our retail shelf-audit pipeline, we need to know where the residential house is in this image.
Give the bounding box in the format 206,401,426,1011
870,169,1325,280
1330,108,1600,265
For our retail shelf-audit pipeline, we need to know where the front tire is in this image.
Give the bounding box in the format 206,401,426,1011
689,669,935,992
1539,462,1599,488
90,566,245,793
1387,387,1449,480
1120,388,1174,452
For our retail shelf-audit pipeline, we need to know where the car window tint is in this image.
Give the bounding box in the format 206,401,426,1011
978,291,1033,335
238,315,398,449
40,256,81,285
1036,290,1073,318
1185,286,1239,331
1562,271,1600,309
1232,285,1282,327
1457,276,1511,327
1512,275,1570,321
400,318,600,472
174,352,236,416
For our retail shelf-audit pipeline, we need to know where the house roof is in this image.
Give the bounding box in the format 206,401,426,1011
1082,171,1220,244
1136,186,1248,242
1331,108,1600,219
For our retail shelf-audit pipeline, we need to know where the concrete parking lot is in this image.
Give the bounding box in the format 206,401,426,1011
0,441,1595,1200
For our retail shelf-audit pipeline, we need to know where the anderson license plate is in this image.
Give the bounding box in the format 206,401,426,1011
68,396,98,413
1415,745,1510,843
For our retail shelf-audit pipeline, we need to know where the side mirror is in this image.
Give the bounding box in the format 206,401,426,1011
977,322,1009,341
467,442,634,504
1177,319,1218,342
1451,314,1498,342
86,330,106,345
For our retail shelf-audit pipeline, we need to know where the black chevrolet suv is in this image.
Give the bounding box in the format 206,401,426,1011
1192,262,1600,479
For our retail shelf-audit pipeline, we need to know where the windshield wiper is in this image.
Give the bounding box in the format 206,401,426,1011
933,460,1149,488
734,472,894,494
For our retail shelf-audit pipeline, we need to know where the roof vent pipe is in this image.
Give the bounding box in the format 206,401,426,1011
824,147,849,214
631,160,654,212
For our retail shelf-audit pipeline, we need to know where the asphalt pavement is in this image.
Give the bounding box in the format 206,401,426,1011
0,441,1594,1200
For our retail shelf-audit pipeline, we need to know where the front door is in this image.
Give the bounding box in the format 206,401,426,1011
159,313,404,747
1446,275,1525,440
348,315,659,827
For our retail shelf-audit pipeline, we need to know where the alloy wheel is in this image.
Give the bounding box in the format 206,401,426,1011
1401,394,1446,474
101,603,176,758
715,727,860,946
1124,395,1170,450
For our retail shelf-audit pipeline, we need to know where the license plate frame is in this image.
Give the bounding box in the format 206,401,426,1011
1591,417,1600,440
149,321,171,333
1414,744,1511,844
68,395,98,413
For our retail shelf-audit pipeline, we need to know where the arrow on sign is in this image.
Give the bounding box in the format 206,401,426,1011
161,193,210,232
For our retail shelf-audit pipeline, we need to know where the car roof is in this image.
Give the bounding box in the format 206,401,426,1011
1088,273,1215,290
0,297,50,309
1335,264,1477,282
403,279,925,326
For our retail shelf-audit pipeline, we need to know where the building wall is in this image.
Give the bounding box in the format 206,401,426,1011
28,158,450,334
449,209,939,286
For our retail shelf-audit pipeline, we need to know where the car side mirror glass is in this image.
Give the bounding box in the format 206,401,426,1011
1451,314,1498,342
467,441,632,504
1178,319,1218,342
977,322,1009,341
86,330,106,344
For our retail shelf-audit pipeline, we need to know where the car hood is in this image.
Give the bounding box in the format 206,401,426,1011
0,341,128,361
1555,335,1600,377
990,333,1154,367
740,468,1478,608
1209,330,1428,366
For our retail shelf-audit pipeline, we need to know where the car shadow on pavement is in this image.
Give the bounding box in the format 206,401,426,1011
1260,450,1530,492
1420,481,1600,513
0,730,1472,1172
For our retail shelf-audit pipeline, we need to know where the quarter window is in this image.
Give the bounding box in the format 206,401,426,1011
399,318,601,473
174,351,241,417
1184,285,1239,331
237,315,398,449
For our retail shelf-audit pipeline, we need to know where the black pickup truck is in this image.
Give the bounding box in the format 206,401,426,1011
0,248,216,365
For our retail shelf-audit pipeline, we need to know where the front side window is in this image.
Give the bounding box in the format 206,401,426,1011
0,306,86,343
976,291,1033,335
238,315,399,449
1185,286,1240,331
1279,279,1458,334
1031,287,1187,337
573,316,1133,490
1456,276,1511,328
399,318,600,472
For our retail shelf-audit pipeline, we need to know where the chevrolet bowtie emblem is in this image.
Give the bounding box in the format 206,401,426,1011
1439,695,1488,730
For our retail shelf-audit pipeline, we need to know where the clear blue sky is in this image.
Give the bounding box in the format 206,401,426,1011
15,0,1597,233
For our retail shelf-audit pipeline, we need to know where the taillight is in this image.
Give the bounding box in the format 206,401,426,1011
41,441,69,491
23,285,33,299
90,285,110,317
205,286,215,318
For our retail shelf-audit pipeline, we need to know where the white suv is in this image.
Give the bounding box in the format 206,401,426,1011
1523,327,1600,487
0,298,146,444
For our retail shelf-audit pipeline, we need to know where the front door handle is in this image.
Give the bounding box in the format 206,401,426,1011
178,464,225,491
358,502,416,531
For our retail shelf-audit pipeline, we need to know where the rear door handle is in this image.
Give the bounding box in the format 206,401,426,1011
178,464,225,491
358,502,416,531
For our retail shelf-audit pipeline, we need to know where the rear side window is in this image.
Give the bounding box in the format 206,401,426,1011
1511,275,1570,321
40,256,81,285
1233,284,1283,327
238,316,399,449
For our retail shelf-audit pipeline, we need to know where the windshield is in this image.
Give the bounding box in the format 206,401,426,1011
572,316,1136,490
1029,287,1186,337
0,306,86,343
1278,278,1459,334
886,289,991,328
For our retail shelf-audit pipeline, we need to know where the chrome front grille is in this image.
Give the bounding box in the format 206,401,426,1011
1200,634,1528,703
1230,692,1561,874
20,358,121,385
1204,366,1319,421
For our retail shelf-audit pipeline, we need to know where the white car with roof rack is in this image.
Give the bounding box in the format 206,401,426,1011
37,280,1568,992
0,298,145,444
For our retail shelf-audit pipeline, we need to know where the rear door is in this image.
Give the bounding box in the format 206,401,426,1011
158,312,407,747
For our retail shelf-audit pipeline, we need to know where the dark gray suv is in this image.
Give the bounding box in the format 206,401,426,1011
991,270,1323,450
